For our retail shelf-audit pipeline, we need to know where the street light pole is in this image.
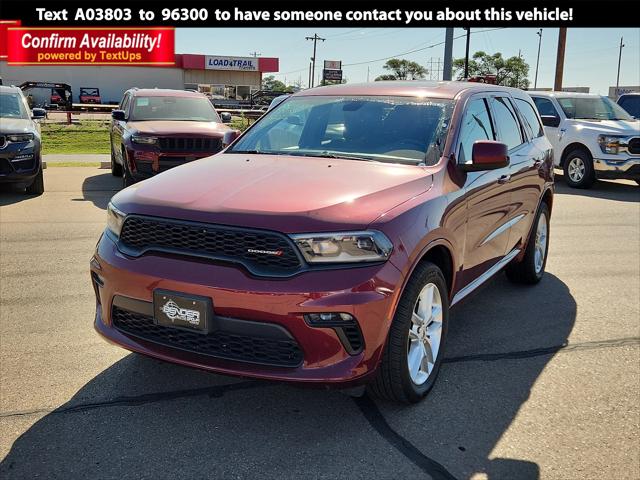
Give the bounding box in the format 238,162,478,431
616,36,625,97
305,33,326,88
463,28,471,79
534,29,543,89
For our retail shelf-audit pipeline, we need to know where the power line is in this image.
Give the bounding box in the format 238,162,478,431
273,28,506,78
342,28,505,67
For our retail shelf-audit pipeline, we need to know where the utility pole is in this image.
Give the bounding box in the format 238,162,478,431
554,28,567,91
308,62,312,89
249,51,261,57
516,49,522,88
463,28,471,79
367,66,370,82
305,33,326,88
616,36,625,97
443,27,454,81
534,29,543,89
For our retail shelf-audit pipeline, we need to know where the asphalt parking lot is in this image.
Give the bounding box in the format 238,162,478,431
0,167,638,480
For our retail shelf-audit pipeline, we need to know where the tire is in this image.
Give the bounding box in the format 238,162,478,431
369,261,449,404
25,167,44,195
563,148,595,189
506,202,550,284
111,145,123,177
121,148,135,188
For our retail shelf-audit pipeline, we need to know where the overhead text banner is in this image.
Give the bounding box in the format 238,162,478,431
6,27,175,65
0,2,637,27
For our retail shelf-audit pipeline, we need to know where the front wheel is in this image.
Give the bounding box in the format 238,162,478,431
121,148,135,188
506,202,550,284
369,262,449,404
25,168,44,195
563,149,595,189
111,145,123,177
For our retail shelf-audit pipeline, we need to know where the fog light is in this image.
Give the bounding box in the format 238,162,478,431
305,312,354,326
304,312,364,355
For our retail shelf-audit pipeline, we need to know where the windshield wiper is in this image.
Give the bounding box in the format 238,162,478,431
227,149,280,155
287,151,375,162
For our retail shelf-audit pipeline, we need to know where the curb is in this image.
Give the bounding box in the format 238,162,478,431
42,161,110,169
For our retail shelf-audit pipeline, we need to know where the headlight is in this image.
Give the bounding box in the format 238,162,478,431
7,133,34,143
598,135,624,154
290,231,393,264
106,202,126,238
131,135,157,145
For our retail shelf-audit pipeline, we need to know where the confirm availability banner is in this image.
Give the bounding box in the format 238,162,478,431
6,27,175,65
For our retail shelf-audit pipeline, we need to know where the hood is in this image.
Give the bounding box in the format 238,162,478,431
114,154,434,232
0,118,36,134
569,118,640,136
127,120,229,136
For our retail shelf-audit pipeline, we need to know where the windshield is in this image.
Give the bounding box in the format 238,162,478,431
229,95,453,165
81,89,99,96
130,96,221,122
556,96,633,121
0,92,30,119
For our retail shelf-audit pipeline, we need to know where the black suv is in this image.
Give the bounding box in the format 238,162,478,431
0,85,46,194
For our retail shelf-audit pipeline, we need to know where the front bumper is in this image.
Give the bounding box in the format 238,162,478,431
594,157,640,180
0,141,41,184
91,232,403,386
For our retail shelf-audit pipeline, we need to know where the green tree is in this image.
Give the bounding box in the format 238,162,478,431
453,51,530,89
375,59,427,81
262,75,294,92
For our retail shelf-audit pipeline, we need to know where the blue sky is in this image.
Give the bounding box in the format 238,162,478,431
176,28,639,94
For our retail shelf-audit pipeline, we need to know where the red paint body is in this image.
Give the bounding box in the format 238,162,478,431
92,82,554,386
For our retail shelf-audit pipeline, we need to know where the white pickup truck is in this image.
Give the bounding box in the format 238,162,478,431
529,91,640,188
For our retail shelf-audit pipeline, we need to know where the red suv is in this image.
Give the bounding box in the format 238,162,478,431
92,82,554,403
110,88,233,186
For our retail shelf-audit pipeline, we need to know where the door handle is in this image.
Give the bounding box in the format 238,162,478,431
498,174,511,184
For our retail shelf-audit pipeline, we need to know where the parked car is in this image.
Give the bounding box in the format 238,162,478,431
79,87,101,104
617,92,640,119
0,85,46,194
92,81,554,403
110,88,234,186
530,91,640,188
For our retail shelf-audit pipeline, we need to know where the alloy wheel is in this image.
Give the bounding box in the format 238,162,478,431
567,157,586,183
407,283,443,385
534,211,548,274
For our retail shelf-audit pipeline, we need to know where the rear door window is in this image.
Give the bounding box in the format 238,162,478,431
457,98,495,164
515,98,544,138
490,97,524,150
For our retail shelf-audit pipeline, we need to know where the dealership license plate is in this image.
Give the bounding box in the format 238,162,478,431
153,290,211,333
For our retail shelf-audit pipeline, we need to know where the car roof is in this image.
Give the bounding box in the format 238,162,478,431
130,88,206,98
528,91,603,98
0,85,22,94
294,81,524,100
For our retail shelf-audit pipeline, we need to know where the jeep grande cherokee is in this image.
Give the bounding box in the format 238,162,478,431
109,88,233,187
91,82,554,403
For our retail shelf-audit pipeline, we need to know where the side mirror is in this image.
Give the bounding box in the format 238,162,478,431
540,115,560,128
222,129,241,148
111,109,126,121
31,108,46,119
220,112,232,123
461,140,510,172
